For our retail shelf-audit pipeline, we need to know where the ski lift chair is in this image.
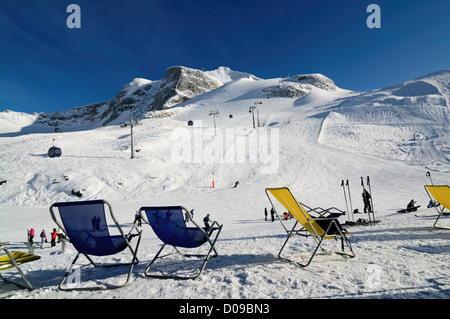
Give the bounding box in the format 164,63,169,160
0,242,41,290
424,185,450,230
49,200,142,291
265,187,355,267
139,206,223,280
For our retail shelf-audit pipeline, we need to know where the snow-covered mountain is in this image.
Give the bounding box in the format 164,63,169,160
0,67,449,299
0,66,346,130
1,66,448,205
318,69,450,166
1,66,255,129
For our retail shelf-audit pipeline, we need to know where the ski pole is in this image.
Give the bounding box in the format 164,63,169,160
346,180,354,222
426,171,433,185
341,180,349,221
367,176,375,224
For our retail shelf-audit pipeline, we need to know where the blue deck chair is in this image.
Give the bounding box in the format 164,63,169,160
49,200,142,291
139,206,222,280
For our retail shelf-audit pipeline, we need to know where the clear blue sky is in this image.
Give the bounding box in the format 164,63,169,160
1,0,449,114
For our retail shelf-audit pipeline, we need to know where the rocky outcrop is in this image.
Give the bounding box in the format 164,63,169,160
262,83,310,98
290,74,337,91
38,66,225,126
151,66,223,111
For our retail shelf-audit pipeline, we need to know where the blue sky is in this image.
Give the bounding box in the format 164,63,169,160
0,0,449,114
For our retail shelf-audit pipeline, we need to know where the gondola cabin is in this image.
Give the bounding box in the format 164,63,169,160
48,146,62,158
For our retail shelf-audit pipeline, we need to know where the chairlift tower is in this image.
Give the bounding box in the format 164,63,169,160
249,106,256,128
249,101,262,128
209,110,219,136
255,101,262,127
130,107,135,159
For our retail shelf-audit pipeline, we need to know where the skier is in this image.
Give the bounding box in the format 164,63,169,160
134,212,142,227
264,208,268,221
406,199,418,212
51,228,57,247
203,214,211,228
57,228,65,243
233,181,240,188
40,229,47,249
362,189,372,214
270,208,275,222
28,228,35,244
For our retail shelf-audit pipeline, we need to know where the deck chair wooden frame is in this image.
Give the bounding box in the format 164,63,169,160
139,206,222,280
265,187,355,267
49,200,142,291
0,242,40,290
424,185,450,230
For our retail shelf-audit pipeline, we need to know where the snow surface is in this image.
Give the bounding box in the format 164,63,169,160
1,69,450,300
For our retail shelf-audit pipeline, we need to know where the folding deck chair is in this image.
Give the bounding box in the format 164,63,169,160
0,242,40,290
139,206,222,280
265,187,355,267
49,200,142,291
424,185,450,230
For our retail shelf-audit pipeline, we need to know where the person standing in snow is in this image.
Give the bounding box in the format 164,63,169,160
51,228,57,247
362,189,371,214
270,208,275,222
203,214,211,228
28,228,35,244
40,229,47,249
134,212,142,227
264,208,268,221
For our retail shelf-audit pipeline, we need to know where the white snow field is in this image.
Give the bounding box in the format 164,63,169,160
0,68,449,301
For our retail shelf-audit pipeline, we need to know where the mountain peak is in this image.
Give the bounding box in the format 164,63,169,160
150,66,223,111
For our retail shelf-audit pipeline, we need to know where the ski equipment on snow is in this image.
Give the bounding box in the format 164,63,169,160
341,180,350,221
361,176,376,225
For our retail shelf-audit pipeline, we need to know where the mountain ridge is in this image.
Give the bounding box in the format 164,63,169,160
1,67,448,134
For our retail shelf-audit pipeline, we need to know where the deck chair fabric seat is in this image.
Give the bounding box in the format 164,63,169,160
49,200,142,291
0,243,41,290
0,251,40,270
139,206,222,280
424,185,450,230
144,206,214,248
265,187,355,267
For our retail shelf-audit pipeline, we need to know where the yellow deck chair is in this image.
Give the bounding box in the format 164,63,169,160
0,242,41,290
424,185,450,230
265,187,355,267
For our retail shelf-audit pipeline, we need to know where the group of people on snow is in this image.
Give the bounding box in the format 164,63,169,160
264,207,277,222
28,228,65,249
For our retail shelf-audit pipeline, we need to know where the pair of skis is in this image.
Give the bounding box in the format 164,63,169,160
341,176,376,225
341,179,354,222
